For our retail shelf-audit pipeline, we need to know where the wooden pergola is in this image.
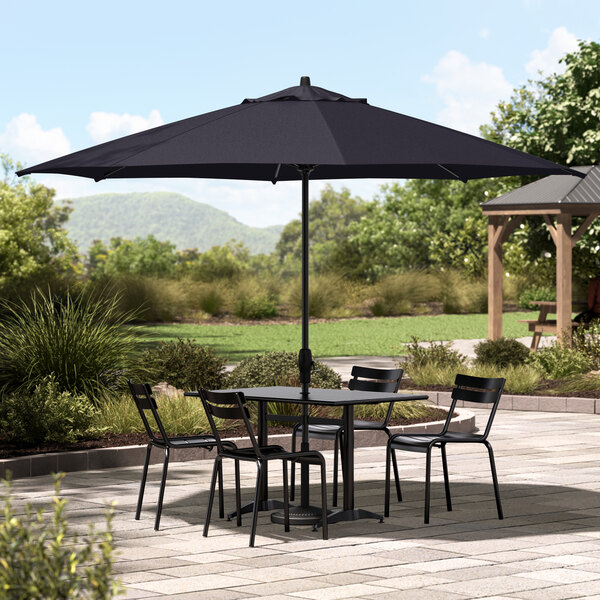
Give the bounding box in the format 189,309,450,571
481,166,600,345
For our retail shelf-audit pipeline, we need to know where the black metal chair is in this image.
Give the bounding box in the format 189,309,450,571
384,373,505,524
290,366,403,506
199,388,329,547
128,381,231,531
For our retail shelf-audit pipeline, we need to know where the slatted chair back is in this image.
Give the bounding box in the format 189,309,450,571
349,366,403,426
199,389,262,456
128,380,170,445
442,374,506,438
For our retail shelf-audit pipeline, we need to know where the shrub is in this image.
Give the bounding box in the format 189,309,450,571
0,472,122,599
0,376,98,444
573,319,600,369
140,338,226,391
518,285,556,310
0,290,138,400
370,272,441,317
440,271,487,314
227,352,341,423
404,337,467,370
474,338,530,368
527,343,592,379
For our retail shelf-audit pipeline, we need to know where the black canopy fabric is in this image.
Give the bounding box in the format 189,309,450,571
17,80,581,183
17,78,582,393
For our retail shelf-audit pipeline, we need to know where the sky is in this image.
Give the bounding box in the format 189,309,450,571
1,0,598,228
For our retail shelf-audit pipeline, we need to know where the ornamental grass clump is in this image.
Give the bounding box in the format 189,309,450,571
0,290,138,400
0,472,122,599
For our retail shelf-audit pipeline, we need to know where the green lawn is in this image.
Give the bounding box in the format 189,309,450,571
134,312,539,361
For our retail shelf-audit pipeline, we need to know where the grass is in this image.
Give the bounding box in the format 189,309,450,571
134,312,540,361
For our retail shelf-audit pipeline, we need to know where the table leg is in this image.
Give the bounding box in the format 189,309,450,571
315,404,383,528
227,400,283,520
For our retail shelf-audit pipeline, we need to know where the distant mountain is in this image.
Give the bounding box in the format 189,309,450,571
59,192,284,254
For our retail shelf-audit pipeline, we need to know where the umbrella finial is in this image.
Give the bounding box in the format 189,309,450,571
300,76,311,86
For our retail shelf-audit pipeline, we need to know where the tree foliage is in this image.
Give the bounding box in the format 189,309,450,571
0,155,77,285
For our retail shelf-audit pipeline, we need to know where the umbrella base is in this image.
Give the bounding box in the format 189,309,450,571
270,505,327,526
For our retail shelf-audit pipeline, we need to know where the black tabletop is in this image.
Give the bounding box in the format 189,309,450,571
185,386,428,406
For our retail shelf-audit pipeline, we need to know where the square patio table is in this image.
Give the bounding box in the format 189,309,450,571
187,386,428,527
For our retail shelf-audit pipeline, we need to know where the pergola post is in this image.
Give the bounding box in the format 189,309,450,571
488,215,504,340
556,213,573,346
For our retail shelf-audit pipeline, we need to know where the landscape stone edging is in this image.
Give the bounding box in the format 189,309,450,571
1,406,475,481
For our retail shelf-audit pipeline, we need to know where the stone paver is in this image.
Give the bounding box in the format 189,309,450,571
5,408,600,598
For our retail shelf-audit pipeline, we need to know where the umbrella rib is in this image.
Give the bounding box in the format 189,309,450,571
437,164,468,183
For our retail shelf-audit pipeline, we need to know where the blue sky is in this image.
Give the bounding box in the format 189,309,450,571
1,0,598,227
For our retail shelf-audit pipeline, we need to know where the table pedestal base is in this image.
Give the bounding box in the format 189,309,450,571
270,505,326,526
313,508,384,530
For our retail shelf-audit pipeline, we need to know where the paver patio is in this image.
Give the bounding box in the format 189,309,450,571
6,408,600,599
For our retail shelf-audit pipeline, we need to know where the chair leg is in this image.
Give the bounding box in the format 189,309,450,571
155,447,170,531
319,459,329,541
249,462,264,547
234,460,242,526
384,444,392,518
424,448,432,524
283,460,290,533
440,444,452,512
485,441,504,520
391,448,402,502
218,459,225,519
332,433,339,507
203,458,220,537
290,429,297,502
136,443,152,520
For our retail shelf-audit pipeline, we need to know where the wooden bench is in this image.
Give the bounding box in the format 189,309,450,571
518,319,579,351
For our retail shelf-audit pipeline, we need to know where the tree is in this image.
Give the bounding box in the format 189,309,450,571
481,40,600,283
275,185,368,273
87,235,178,278
0,155,77,285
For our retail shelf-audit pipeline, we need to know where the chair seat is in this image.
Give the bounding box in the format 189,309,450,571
390,431,485,452
353,419,386,431
297,423,342,439
223,444,286,460
167,435,217,448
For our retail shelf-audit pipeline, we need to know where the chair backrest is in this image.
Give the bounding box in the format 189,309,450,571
442,374,505,438
128,380,170,445
348,366,403,426
199,389,262,456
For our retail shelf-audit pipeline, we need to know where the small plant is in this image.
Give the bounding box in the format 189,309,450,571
573,319,600,369
140,338,226,391
518,285,556,310
527,343,592,379
0,472,122,599
404,337,467,370
0,290,138,400
474,338,530,368
0,376,98,444
469,364,542,395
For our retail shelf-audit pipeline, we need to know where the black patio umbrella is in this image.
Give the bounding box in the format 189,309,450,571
17,76,582,394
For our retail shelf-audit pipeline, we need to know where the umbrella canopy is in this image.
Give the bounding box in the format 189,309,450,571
17,77,583,394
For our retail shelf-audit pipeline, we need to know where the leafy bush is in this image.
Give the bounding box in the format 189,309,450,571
404,337,467,370
370,272,441,317
227,351,341,424
0,376,98,444
140,338,226,391
474,338,530,368
527,343,592,379
518,285,556,310
0,290,138,399
0,473,122,599
573,319,600,369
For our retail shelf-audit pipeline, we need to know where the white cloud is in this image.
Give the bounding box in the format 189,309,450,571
526,27,579,77
86,109,164,143
0,113,71,165
422,50,513,135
